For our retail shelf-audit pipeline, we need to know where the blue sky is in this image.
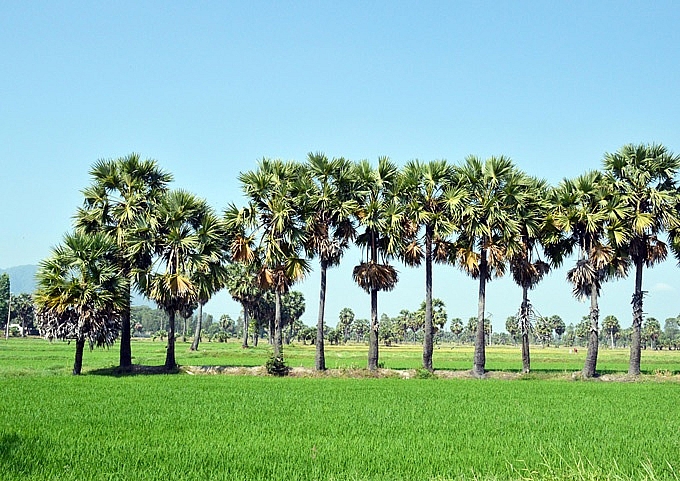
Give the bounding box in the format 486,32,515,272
2,1,680,331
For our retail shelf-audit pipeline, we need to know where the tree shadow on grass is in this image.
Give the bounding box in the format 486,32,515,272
0,433,49,478
88,364,181,377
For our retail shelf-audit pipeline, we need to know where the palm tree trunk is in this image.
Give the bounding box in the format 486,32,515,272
520,286,531,374
315,260,327,371
583,287,599,378
268,317,275,345
274,290,283,360
241,305,249,348
368,288,379,370
119,293,132,370
73,337,86,375
610,330,615,349
368,233,379,371
472,249,487,377
165,309,177,370
629,260,644,375
190,303,203,351
423,225,434,372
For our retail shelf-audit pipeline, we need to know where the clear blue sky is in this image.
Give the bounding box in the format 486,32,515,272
2,1,680,331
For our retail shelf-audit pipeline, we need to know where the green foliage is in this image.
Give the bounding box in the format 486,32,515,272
265,355,290,376
131,305,169,333
415,368,437,379
212,331,229,343
0,273,9,328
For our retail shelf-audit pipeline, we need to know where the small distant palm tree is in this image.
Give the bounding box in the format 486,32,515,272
224,261,261,348
451,155,525,377
35,231,128,375
604,143,680,375
190,212,230,351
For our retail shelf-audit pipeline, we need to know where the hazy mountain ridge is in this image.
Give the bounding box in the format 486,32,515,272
0,265,38,294
0,265,150,306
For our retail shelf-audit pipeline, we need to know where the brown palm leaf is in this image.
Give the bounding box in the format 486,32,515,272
646,235,668,267
352,261,399,293
433,239,453,264
456,247,480,278
566,258,600,300
401,239,423,267
511,257,550,289
231,235,255,263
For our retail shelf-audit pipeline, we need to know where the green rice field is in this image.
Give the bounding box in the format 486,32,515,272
1,338,679,480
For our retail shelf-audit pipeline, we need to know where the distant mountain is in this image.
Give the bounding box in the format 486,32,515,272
0,265,38,294
0,264,153,305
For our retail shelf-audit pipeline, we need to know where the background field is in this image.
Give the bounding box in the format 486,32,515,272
1,338,680,480
2,337,679,376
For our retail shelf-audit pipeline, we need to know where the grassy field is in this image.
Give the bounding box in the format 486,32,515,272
2,337,679,376
1,338,680,480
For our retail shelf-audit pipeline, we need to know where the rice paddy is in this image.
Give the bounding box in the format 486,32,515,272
1,338,679,480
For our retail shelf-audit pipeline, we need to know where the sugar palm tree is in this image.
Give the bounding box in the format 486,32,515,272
190,212,230,351
223,202,259,348
400,159,459,371
74,153,172,370
551,171,628,378
131,190,217,371
224,261,261,348
304,152,358,370
238,159,311,363
452,156,525,377
603,143,680,375
35,231,128,375
508,175,551,373
352,157,402,370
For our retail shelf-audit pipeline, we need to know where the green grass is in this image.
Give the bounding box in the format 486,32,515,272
5,337,680,375
1,338,680,480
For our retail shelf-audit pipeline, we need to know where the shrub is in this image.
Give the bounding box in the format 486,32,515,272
265,355,290,376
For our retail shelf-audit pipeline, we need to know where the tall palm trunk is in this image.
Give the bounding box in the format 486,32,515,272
583,287,600,378
368,288,379,370
315,260,327,371
165,309,177,370
268,317,275,345
273,290,283,360
241,304,249,348
190,303,203,351
73,338,86,375
520,287,531,374
629,259,644,375
472,249,487,377
610,330,615,349
423,225,434,371
368,234,379,371
119,293,132,370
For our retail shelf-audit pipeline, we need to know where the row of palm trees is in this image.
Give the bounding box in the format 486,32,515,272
35,144,680,378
